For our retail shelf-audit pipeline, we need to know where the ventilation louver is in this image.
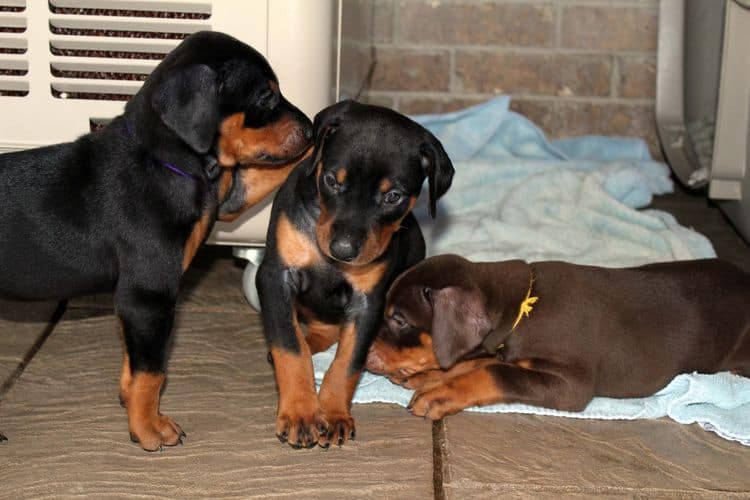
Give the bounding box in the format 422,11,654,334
49,0,211,102
0,0,28,97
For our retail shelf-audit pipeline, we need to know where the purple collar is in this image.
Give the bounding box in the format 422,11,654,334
155,159,196,179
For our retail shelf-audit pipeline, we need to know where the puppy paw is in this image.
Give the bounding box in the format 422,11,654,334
129,413,185,452
318,412,356,449
276,400,328,449
408,382,466,420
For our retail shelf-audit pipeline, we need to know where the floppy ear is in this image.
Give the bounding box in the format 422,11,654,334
431,286,491,368
304,100,352,176
151,64,219,154
420,134,454,218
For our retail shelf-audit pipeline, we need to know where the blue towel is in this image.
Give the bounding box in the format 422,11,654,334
408,96,715,265
312,96,750,446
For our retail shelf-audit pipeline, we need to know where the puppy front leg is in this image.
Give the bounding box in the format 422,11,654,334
402,357,500,391
257,260,327,449
409,361,592,419
317,295,383,448
116,284,184,451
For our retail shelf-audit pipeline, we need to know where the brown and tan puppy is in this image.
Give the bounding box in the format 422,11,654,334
366,254,750,419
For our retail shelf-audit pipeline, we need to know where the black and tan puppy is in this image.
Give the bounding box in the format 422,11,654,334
257,100,454,448
0,31,312,450
367,254,750,419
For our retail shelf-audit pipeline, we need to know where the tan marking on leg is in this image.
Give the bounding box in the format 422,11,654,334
277,213,322,268
119,352,133,404
182,211,212,271
318,323,360,446
124,372,184,451
271,308,326,448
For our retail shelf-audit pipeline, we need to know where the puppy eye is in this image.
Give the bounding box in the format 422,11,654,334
422,287,432,306
323,171,340,191
259,89,276,108
383,190,403,205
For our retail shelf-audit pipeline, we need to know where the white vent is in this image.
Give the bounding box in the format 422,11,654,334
49,0,211,101
0,0,28,97
0,0,336,246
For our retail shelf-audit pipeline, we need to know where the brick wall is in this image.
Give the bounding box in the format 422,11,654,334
340,0,661,157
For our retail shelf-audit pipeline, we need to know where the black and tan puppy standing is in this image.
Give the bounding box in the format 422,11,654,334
257,100,454,448
367,254,750,419
0,31,312,451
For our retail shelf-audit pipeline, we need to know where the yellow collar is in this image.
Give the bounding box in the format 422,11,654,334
511,270,538,331
495,267,538,352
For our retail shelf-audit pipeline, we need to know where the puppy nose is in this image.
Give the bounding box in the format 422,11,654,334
330,237,359,262
303,124,313,141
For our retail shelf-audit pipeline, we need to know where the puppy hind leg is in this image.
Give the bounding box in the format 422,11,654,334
116,285,184,452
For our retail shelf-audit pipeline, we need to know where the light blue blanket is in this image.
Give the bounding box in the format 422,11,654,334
409,96,715,265
312,97,750,446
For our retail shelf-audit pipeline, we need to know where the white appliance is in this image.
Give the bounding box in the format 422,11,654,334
656,0,750,241
0,0,339,246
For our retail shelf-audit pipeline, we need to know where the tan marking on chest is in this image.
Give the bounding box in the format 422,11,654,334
341,260,388,294
183,212,212,271
305,319,341,354
277,212,321,268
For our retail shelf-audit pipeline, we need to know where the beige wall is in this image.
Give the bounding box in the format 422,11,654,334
341,0,661,157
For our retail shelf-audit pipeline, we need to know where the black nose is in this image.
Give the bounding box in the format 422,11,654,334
330,237,359,262
303,124,313,141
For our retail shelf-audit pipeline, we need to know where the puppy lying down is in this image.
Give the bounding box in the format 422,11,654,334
365,254,750,419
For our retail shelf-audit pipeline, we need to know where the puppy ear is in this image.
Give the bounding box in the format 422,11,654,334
420,134,454,218
304,100,352,176
151,64,218,154
305,123,338,177
431,286,491,368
